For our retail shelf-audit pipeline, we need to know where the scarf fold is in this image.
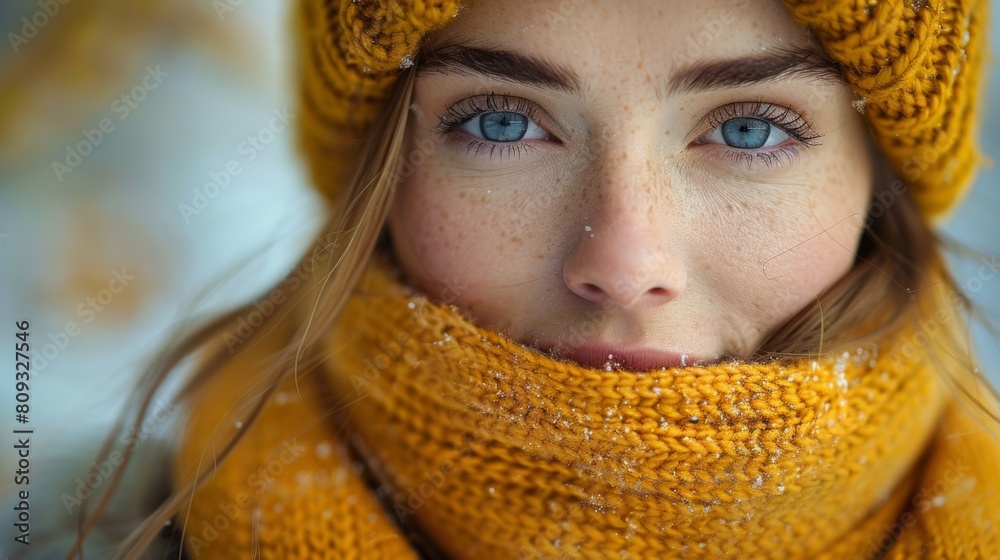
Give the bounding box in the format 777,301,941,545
173,253,1000,559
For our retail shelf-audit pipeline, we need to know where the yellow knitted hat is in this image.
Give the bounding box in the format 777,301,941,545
297,0,987,222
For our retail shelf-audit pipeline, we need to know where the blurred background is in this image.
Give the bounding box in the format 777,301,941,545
0,0,997,557
0,1,326,556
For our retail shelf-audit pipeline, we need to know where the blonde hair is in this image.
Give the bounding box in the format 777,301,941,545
68,45,999,560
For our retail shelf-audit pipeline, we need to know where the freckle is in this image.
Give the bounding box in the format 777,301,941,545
458,192,465,198
510,236,522,245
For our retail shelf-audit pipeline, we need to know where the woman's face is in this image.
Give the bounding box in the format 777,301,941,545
388,0,874,369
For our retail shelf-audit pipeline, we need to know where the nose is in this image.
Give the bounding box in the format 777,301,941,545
563,158,687,308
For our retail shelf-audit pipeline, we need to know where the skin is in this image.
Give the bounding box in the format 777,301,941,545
387,0,874,367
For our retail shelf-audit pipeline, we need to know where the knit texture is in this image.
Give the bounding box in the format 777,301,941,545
297,0,987,222
781,0,988,222
173,252,1000,559
296,0,461,206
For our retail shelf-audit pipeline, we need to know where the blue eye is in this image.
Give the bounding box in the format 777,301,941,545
723,118,769,149
460,111,548,143
481,112,527,141
702,116,790,149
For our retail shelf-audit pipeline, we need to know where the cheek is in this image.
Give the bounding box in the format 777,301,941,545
700,210,859,355
389,166,466,295
387,163,531,309
714,169,871,345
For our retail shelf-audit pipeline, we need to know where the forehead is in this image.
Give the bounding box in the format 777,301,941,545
430,0,819,73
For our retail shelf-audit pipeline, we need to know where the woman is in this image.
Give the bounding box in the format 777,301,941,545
72,0,998,558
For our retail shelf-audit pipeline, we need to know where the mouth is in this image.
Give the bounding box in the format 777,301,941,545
539,342,713,372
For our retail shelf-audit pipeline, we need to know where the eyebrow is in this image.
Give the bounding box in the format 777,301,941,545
417,44,582,92
416,43,844,96
664,46,845,97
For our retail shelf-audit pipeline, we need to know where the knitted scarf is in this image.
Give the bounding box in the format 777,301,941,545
174,253,1000,559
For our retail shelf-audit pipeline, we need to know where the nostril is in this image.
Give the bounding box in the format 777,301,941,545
580,282,605,299
565,254,684,306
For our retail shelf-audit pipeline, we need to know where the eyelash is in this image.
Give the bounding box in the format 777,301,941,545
434,93,821,169
435,92,551,160
701,101,822,169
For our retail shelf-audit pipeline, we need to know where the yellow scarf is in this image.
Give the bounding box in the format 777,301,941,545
174,253,1000,558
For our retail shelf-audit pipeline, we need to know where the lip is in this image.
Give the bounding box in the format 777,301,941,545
542,343,709,372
